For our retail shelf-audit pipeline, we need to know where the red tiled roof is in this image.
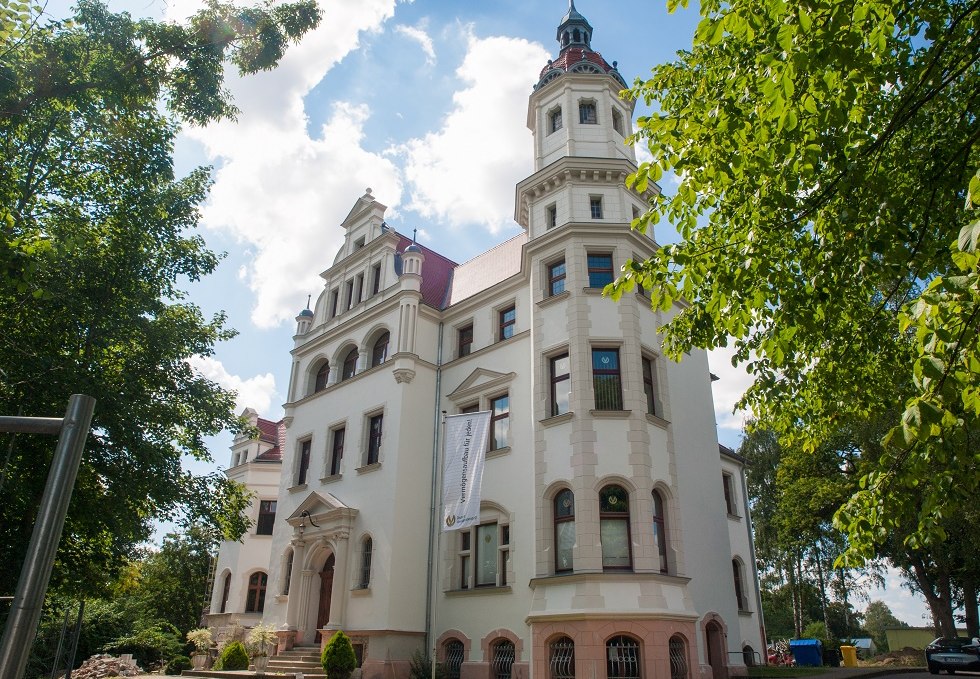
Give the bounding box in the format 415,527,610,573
539,47,617,80
395,234,459,310
254,417,284,461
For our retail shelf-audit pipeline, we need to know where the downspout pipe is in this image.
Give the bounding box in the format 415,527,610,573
739,462,768,655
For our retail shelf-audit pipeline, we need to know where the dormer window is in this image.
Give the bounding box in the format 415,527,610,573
579,100,597,125
548,106,562,134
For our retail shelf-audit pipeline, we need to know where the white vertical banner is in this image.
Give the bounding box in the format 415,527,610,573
442,411,491,532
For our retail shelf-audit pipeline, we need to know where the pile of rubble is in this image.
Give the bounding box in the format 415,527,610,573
862,647,926,667
68,654,143,678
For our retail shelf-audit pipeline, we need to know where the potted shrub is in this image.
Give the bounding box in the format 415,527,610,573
247,624,279,673
322,630,357,679
186,628,213,670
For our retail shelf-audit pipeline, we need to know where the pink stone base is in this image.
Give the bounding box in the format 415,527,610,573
276,630,297,653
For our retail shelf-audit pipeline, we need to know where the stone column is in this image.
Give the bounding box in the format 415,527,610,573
284,537,307,629
326,533,350,629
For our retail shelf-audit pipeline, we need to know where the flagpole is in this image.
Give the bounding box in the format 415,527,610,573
431,411,447,679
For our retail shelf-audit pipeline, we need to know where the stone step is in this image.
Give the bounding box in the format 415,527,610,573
269,660,323,669
181,672,326,678
274,653,321,661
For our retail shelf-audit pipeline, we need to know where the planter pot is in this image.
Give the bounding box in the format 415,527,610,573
253,655,270,673
191,653,208,670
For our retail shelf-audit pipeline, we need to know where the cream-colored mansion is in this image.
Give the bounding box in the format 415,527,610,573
207,4,765,679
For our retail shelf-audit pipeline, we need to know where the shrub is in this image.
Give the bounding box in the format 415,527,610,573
321,630,357,679
103,621,183,668
217,640,250,670
186,628,213,653
165,655,192,675
409,649,446,679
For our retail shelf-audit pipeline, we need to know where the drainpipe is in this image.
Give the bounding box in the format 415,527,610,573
425,322,445,657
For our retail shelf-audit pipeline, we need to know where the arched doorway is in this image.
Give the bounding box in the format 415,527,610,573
315,554,335,643
705,621,726,679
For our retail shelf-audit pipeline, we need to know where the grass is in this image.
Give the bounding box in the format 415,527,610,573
748,667,832,678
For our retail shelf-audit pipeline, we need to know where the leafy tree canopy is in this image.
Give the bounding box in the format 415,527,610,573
0,0,320,596
616,0,980,559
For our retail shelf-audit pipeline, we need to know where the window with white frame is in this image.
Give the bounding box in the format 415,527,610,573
549,106,563,133
546,204,558,229
590,195,603,219
458,520,509,588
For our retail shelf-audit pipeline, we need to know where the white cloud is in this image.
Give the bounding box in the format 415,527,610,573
180,0,401,328
188,355,277,416
707,344,754,432
396,30,549,234
860,566,933,627
395,23,436,65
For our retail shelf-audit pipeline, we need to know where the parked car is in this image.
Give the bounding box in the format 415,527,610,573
925,637,980,674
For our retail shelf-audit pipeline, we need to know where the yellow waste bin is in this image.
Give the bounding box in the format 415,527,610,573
840,646,858,667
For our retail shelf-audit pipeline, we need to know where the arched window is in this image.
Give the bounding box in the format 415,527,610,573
245,571,267,612
219,572,231,613
554,489,575,573
669,636,688,679
490,640,515,679
549,636,574,679
313,360,329,393
359,537,373,588
371,331,390,367
283,550,294,595
732,559,747,610
607,636,640,679
444,639,465,679
652,490,669,574
342,347,358,380
599,485,631,570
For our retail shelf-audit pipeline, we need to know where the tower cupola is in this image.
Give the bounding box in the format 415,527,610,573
557,0,593,50
535,1,627,91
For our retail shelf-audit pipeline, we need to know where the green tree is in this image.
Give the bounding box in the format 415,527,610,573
0,0,320,596
615,0,980,563
863,600,907,653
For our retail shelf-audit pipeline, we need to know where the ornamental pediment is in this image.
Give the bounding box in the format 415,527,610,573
447,368,516,402
286,491,357,526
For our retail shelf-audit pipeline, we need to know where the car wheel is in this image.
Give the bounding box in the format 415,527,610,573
929,664,939,675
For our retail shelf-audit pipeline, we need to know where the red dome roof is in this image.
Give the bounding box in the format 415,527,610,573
535,47,627,90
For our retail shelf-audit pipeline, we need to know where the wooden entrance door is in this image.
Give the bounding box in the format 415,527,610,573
315,554,335,643
706,622,726,679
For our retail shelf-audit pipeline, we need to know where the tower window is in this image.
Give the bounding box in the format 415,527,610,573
590,196,603,219
256,500,276,535
612,108,625,135
600,485,632,570
554,489,575,572
548,259,566,296
546,204,557,229
550,353,571,417
587,253,614,288
592,348,623,411
549,107,563,134
579,101,597,124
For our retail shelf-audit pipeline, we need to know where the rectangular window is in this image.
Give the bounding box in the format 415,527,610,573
458,324,473,357
548,260,566,296
546,204,557,229
367,414,383,465
329,289,339,318
549,107,562,133
579,101,597,124
476,522,498,586
550,354,571,417
642,356,658,416
723,473,737,515
490,394,510,450
587,253,613,288
459,523,508,589
345,280,355,310
256,500,276,535
329,427,345,476
499,306,516,341
590,196,603,219
592,348,623,410
354,274,364,305
297,439,311,485
372,263,382,296
612,108,624,135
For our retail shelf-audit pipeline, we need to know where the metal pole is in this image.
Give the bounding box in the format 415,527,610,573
48,608,70,679
65,600,84,679
0,394,96,679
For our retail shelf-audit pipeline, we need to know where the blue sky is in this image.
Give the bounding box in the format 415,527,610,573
41,0,932,626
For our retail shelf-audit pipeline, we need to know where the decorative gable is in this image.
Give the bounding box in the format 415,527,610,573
285,491,358,528
447,368,517,403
